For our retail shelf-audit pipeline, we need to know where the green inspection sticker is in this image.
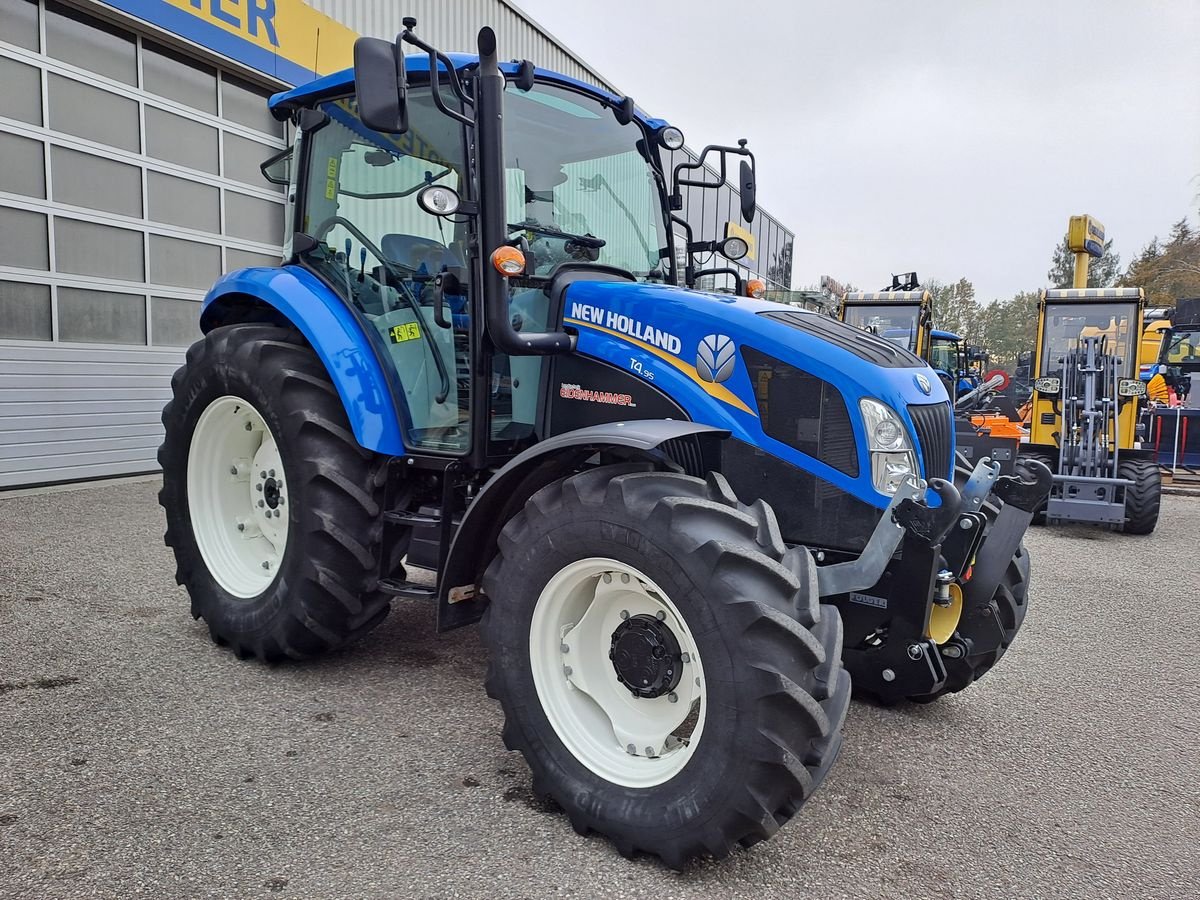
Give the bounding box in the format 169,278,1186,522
388,323,421,344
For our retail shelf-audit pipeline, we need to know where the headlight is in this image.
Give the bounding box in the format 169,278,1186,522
1118,378,1146,397
659,126,685,150
860,398,918,494
1034,376,1061,395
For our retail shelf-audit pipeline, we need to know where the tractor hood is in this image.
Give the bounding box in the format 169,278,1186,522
561,280,953,507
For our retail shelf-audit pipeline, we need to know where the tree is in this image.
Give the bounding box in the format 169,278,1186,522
766,241,793,289
1046,236,1121,288
927,278,981,339
1119,215,1200,306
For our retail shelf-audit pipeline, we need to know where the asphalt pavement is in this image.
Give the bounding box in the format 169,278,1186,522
1,479,1197,899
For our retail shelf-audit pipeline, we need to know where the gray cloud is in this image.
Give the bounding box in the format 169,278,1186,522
514,0,1200,299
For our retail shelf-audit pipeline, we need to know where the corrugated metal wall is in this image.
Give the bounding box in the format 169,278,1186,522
0,343,178,487
307,0,617,92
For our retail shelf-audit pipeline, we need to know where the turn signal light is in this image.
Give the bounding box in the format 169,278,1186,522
746,279,766,299
491,246,526,276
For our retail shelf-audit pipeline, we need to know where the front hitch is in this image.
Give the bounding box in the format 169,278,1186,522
824,457,1051,703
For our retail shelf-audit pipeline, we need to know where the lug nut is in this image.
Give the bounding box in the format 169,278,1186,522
680,652,691,664
619,609,629,620
560,643,569,654
668,692,678,703
244,422,252,431
237,523,245,532
256,484,263,491
645,747,655,757
258,500,265,508
603,573,612,584
655,610,665,621
882,668,896,682
262,561,270,570
269,469,275,478
260,471,267,479
626,744,636,755
563,666,572,677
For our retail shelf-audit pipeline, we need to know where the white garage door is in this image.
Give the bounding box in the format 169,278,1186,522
0,0,287,488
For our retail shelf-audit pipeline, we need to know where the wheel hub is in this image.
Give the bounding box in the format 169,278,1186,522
609,613,682,699
263,477,281,509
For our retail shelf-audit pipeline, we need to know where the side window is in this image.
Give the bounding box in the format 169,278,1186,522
300,92,471,453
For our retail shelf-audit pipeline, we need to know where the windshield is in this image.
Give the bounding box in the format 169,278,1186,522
929,338,959,374
1163,328,1200,365
502,82,668,280
843,304,921,352
1039,302,1137,377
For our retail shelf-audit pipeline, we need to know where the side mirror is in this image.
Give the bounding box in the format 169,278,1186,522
259,146,293,186
354,37,408,134
739,158,756,223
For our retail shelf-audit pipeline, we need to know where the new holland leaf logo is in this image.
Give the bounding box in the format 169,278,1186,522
696,334,736,384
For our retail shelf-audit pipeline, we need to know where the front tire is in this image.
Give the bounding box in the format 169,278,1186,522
481,465,850,867
159,324,390,661
908,455,1031,701
1117,457,1161,535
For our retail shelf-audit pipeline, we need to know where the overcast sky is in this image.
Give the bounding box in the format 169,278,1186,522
515,0,1200,299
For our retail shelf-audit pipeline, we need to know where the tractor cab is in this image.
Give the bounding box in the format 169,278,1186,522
840,285,933,358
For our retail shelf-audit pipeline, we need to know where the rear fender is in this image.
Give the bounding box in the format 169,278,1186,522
200,265,406,456
437,421,729,631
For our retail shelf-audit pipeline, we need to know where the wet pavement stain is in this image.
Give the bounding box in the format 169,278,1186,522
0,676,80,696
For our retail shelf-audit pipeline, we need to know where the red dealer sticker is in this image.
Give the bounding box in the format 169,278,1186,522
559,383,637,408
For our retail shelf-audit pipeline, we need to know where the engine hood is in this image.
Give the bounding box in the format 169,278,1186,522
559,280,952,509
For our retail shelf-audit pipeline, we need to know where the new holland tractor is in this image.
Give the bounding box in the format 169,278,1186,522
1018,287,1161,533
159,20,1050,866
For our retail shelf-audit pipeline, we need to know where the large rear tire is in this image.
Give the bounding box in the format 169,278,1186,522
1117,457,1161,535
159,324,391,661
481,465,850,868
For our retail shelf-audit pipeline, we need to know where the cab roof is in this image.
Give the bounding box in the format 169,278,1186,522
269,53,670,131
931,329,962,341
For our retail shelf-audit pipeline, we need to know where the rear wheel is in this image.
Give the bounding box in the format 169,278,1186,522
159,324,391,661
481,465,850,867
1117,457,1161,535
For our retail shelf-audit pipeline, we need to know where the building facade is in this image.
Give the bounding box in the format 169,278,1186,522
0,0,795,487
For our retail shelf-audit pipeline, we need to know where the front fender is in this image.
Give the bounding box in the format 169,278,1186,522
437,420,729,631
200,265,406,456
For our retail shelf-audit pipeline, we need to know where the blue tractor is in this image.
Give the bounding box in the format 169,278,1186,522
159,20,1050,866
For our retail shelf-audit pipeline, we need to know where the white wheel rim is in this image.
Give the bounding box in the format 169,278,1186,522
186,395,289,599
530,558,707,788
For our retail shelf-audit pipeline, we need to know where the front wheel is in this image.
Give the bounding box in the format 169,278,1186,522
1117,457,1161,534
481,465,850,868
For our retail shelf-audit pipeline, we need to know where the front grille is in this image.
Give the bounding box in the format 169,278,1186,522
908,402,953,481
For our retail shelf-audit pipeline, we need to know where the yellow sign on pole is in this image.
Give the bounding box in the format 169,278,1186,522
1066,214,1105,288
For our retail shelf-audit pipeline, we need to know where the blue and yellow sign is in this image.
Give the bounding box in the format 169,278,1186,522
1068,214,1106,259
97,0,359,86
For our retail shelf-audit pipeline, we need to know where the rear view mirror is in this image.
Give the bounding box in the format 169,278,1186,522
354,37,408,134
739,158,756,223
259,146,292,186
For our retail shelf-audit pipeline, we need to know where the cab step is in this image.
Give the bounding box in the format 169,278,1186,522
383,509,442,527
378,578,438,601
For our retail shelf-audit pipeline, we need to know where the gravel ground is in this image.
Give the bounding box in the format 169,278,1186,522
1,479,1197,899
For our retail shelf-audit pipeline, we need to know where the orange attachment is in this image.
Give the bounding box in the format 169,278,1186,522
491,246,526,276
970,413,1025,439
746,279,766,299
